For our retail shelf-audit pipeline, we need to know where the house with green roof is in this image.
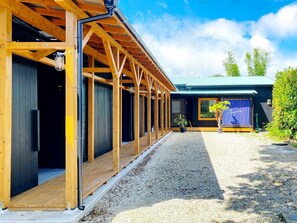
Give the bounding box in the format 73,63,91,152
171,76,274,132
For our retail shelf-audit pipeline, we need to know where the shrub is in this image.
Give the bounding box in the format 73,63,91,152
267,67,297,140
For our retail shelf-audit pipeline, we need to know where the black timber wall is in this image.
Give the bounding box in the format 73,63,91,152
11,56,38,196
94,82,112,158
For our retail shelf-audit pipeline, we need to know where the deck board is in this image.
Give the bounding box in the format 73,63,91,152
8,131,169,210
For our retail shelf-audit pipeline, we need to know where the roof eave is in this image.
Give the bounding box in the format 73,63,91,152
115,9,176,91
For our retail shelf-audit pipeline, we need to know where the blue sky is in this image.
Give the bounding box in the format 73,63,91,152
118,0,297,78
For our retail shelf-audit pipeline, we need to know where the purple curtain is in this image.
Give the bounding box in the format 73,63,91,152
222,99,251,127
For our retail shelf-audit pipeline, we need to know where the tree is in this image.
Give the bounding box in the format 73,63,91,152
209,100,230,133
212,74,225,77
245,48,269,76
223,51,240,77
267,67,297,140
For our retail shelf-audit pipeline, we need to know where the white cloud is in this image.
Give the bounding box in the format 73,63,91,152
249,34,275,52
254,3,297,38
132,4,297,78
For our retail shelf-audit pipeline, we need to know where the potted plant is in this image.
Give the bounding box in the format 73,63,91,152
173,113,189,133
209,100,230,133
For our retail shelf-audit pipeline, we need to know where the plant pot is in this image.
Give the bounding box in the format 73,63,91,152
180,127,186,133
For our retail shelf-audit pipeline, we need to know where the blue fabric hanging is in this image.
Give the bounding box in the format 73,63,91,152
222,99,251,127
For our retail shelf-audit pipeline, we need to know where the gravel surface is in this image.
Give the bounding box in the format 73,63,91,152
80,132,297,223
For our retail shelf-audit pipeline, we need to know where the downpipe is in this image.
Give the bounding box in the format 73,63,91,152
77,6,116,211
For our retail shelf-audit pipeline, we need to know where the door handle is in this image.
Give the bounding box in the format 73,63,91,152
32,109,40,152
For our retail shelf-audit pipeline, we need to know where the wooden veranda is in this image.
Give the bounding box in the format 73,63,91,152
0,0,175,210
7,132,169,210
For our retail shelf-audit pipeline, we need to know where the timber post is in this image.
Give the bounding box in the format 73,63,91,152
160,87,164,136
147,88,152,146
154,82,159,140
103,41,126,173
164,91,168,132
145,74,153,146
65,10,78,209
141,95,145,137
0,5,12,209
168,92,171,130
130,61,142,155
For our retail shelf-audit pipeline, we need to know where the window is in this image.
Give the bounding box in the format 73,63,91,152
198,98,218,120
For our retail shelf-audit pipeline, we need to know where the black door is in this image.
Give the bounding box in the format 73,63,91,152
94,82,113,157
122,90,134,142
38,64,65,169
171,98,185,124
11,56,38,196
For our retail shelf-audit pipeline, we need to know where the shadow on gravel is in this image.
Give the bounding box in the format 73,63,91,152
225,144,297,221
83,132,224,222
117,132,224,203
259,144,297,163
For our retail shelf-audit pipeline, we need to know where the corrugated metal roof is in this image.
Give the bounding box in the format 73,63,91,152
171,90,258,95
171,76,274,87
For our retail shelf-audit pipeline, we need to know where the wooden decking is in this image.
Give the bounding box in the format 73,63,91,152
7,132,169,210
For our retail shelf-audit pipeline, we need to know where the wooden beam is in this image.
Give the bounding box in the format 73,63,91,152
120,79,134,84
102,25,126,34
77,2,106,14
87,56,94,162
8,42,66,50
118,54,127,75
130,60,142,155
112,34,131,41
33,7,65,18
34,49,56,60
12,50,55,67
65,11,78,209
102,41,117,77
103,40,121,172
118,41,138,48
0,6,12,209
154,83,159,140
82,27,94,49
83,67,110,73
19,0,60,7
144,73,153,146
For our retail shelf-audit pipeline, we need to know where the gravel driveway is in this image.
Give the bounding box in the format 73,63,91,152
81,132,297,223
